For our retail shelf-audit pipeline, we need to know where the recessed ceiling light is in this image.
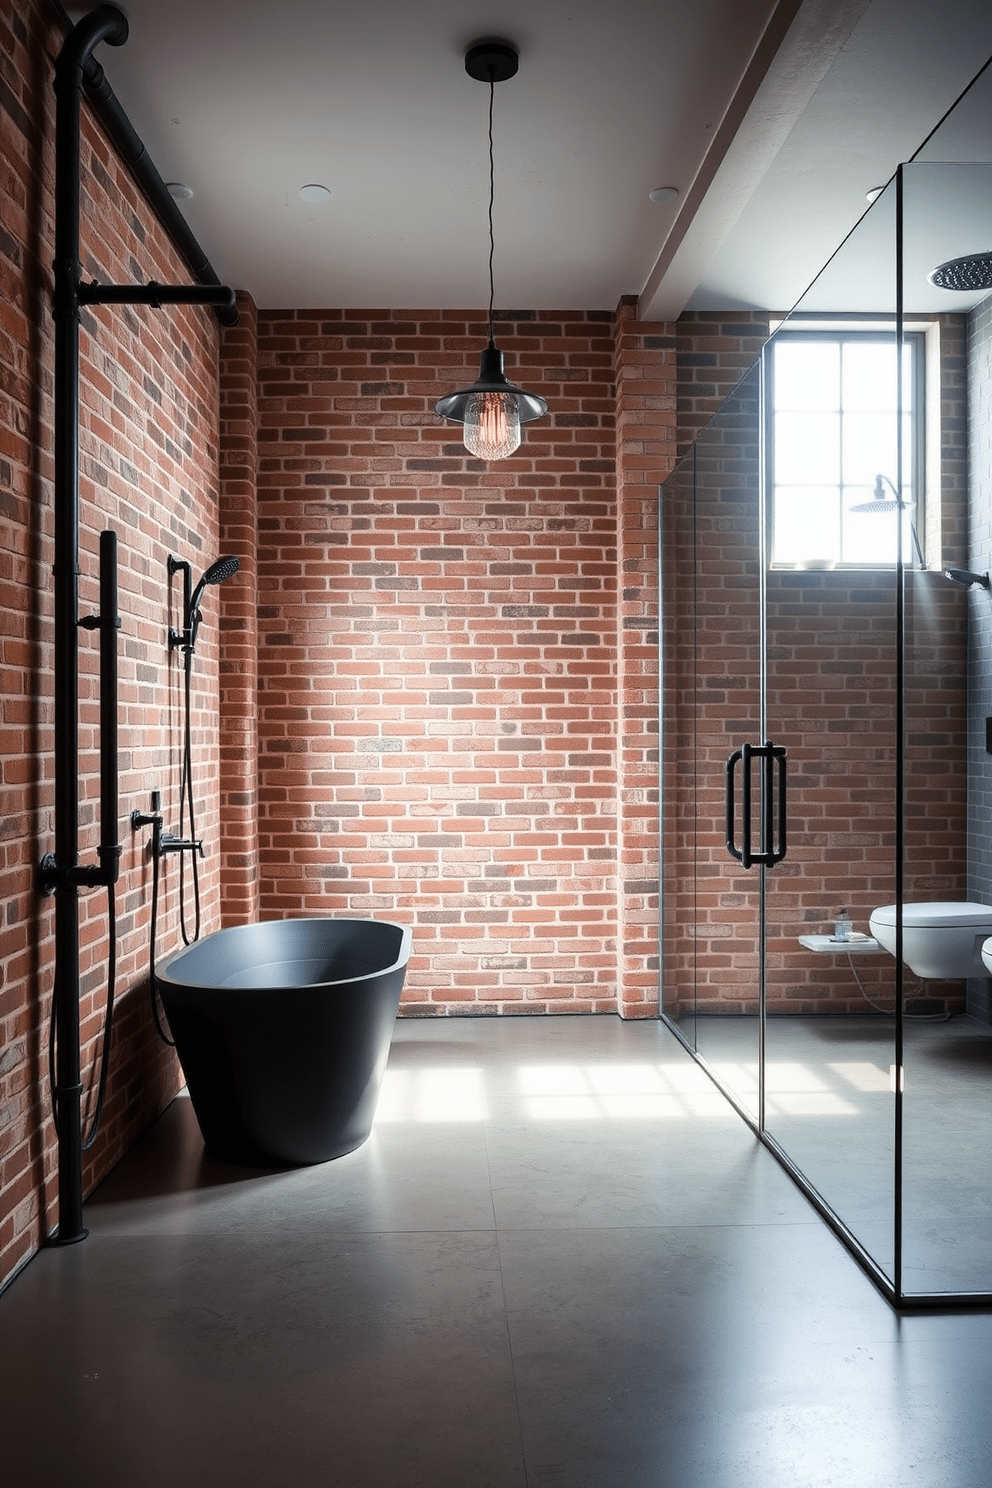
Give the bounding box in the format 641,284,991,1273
865,185,885,203
167,182,193,201
299,183,331,203
648,185,679,205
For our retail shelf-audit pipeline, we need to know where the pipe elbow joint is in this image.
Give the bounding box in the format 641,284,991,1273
56,6,129,92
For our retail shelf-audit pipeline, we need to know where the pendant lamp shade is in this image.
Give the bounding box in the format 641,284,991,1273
434,41,548,459
435,340,547,459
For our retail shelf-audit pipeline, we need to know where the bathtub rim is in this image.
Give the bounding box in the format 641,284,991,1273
155,915,413,994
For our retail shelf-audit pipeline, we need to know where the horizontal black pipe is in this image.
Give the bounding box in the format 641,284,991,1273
79,280,238,314
54,1,238,326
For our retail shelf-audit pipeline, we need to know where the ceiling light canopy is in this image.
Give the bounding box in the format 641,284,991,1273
434,40,547,461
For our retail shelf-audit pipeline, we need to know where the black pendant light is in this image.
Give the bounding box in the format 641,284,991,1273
435,40,548,460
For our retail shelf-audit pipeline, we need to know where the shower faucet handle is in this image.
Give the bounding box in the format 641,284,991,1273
159,832,205,858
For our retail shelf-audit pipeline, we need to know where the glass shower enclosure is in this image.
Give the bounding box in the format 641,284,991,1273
660,63,992,1307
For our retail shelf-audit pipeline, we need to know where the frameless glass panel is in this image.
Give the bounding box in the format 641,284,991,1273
660,444,698,1052
900,157,992,1298
762,178,900,1285
687,366,764,1122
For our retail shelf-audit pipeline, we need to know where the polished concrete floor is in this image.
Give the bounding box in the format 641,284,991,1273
682,1014,992,1293
2,1015,991,1487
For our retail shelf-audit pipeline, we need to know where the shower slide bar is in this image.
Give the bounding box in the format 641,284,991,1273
45,6,237,1246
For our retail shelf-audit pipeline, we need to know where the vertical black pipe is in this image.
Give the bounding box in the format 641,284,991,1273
51,6,128,1245
98,530,121,889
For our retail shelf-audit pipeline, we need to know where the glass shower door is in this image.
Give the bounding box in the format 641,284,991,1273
662,365,765,1123
760,181,901,1286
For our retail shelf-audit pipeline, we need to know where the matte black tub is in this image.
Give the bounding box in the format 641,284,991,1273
156,918,411,1166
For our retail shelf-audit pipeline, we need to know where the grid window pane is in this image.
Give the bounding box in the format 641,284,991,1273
769,332,919,568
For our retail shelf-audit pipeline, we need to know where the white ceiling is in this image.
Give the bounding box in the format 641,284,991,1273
72,0,992,318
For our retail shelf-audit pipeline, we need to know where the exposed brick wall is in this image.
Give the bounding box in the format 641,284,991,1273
218,292,259,924
0,1,226,1290
676,311,774,460
614,299,675,1013
253,306,675,1015
664,315,969,1017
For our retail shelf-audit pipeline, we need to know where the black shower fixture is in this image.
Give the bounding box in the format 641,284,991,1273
943,567,991,590
168,554,241,656
928,252,992,292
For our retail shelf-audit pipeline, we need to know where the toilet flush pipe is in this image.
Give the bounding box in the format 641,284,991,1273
47,7,236,1244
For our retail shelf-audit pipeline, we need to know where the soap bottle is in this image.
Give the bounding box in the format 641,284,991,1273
834,908,852,941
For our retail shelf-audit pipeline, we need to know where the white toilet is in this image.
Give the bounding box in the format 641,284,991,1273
869,902,992,979
980,938,992,978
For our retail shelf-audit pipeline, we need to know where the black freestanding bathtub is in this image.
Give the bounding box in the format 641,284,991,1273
155,918,411,1167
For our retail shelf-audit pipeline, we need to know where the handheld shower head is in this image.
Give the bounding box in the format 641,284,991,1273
165,554,240,655
189,554,241,614
943,567,991,590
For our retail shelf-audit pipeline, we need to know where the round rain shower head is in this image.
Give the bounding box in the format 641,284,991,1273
928,252,992,292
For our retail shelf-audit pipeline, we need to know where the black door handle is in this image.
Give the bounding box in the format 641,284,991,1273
726,741,787,868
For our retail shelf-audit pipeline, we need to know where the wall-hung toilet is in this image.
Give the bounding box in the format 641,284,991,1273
981,938,992,978
869,902,992,979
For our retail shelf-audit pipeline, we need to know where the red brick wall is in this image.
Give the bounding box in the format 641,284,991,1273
219,292,259,924
614,300,674,1013
1,2,227,1289
253,305,672,1015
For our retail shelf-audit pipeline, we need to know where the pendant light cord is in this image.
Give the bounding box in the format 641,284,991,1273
487,69,496,345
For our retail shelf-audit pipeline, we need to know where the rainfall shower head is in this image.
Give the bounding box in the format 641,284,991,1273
850,474,906,515
850,474,927,568
943,567,991,590
850,499,901,515
928,253,992,292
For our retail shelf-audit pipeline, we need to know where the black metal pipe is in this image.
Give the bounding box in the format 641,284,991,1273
49,7,237,1243
74,24,238,326
98,530,121,888
80,281,238,315
51,2,129,1247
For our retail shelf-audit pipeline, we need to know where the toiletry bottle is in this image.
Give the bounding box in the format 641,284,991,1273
834,908,852,941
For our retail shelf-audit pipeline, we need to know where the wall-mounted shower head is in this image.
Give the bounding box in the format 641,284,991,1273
928,252,992,293
169,552,241,655
189,554,241,614
187,555,240,654
943,567,991,590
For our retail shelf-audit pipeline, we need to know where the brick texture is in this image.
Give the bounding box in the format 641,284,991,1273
253,305,675,1016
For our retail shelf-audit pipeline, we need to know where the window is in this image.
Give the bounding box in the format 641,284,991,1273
765,330,923,568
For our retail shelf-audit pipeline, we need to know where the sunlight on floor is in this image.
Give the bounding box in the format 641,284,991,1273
375,1062,731,1123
